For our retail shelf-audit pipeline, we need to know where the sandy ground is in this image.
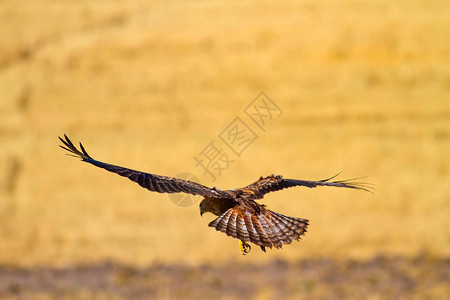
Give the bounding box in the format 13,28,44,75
0,255,448,300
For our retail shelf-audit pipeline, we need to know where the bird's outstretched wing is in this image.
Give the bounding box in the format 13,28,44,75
240,174,374,199
59,135,223,198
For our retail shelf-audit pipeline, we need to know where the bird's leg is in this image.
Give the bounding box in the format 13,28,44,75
239,240,251,255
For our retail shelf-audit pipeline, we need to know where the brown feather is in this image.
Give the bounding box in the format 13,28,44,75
59,135,226,198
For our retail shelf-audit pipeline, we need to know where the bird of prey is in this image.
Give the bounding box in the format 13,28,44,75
59,135,372,255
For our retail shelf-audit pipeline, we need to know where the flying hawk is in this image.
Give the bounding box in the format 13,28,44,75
59,135,372,255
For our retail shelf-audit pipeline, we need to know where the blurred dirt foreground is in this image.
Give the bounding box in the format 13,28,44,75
0,0,449,298
0,256,448,300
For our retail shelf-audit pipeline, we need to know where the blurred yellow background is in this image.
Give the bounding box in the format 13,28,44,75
1,0,449,268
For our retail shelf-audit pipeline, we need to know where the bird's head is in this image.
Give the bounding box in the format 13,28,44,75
199,198,219,216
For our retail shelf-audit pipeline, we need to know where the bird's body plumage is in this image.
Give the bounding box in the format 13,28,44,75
59,135,372,254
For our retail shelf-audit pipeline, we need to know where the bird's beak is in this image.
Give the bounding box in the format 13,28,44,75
200,206,203,217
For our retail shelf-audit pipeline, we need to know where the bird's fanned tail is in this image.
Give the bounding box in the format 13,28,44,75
208,206,309,252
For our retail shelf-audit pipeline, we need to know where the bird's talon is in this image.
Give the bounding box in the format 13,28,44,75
239,240,251,255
